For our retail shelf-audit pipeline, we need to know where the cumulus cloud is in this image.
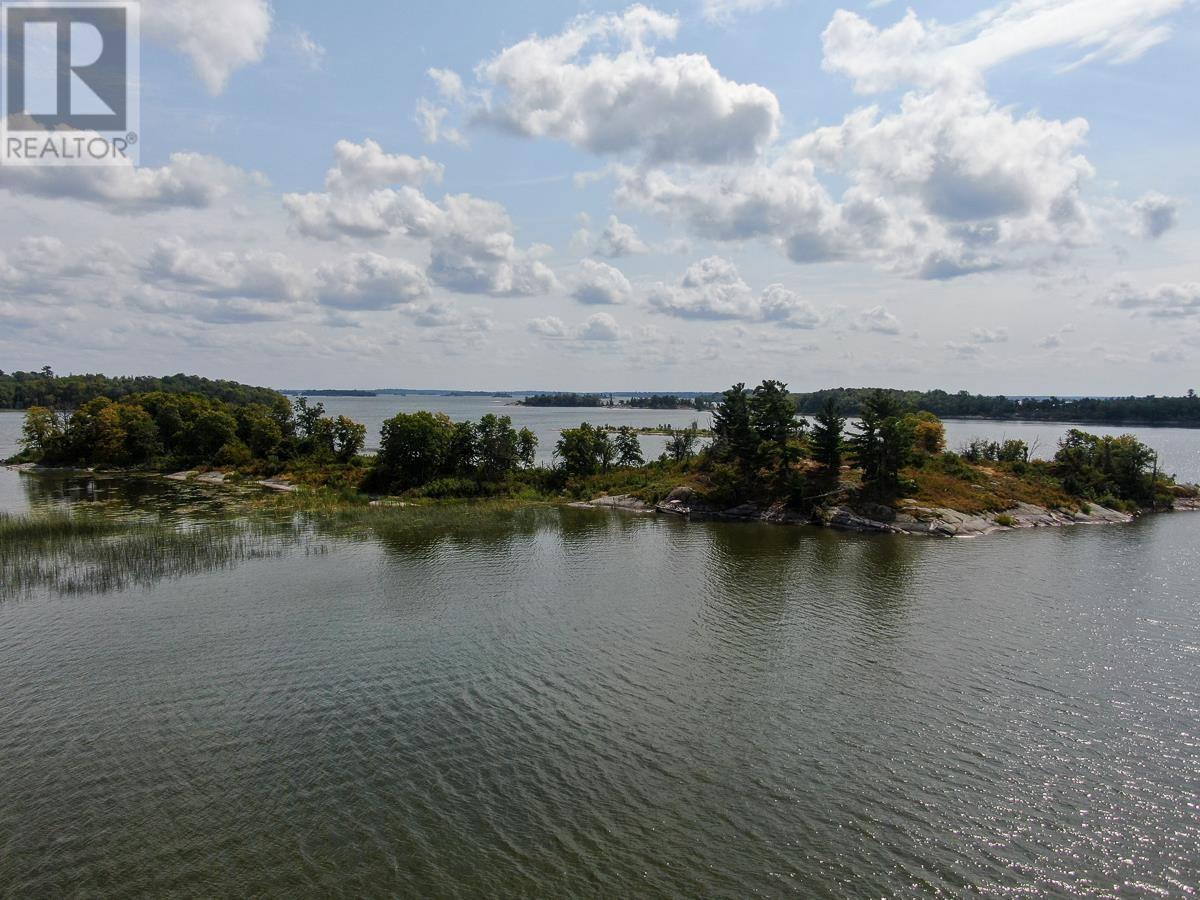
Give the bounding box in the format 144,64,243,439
528,316,569,338
144,0,274,94
314,253,431,310
1036,334,1064,349
646,256,826,327
853,305,902,335
0,151,256,213
571,259,633,305
144,237,311,302
284,141,556,297
971,327,1010,344
1103,280,1200,318
528,312,623,341
758,284,824,329
596,215,650,257
323,140,443,192
577,312,622,341
1131,192,1179,239
473,6,780,164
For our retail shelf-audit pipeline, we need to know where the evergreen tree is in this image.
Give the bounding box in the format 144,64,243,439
850,391,914,495
711,383,757,468
811,397,845,474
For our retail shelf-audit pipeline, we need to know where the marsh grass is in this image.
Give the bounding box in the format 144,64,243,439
0,511,304,599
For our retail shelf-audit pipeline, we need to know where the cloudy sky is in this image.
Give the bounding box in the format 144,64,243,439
2,0,1198,393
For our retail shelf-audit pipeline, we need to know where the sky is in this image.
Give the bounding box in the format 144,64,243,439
1,0,1198,394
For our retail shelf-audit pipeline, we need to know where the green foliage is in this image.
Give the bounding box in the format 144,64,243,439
791,387,1200,426
1053,429,1160,507
711,383,757,467
810,397,845,474
371,411,538,493
520,393,606,408
15,389,366,474
664,422,702,463
555,423,614,477
0,368,283,411
613,426,645,467
850,391,917,497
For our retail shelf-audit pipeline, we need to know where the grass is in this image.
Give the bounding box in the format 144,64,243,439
905,458,1078,515
0,511,303,599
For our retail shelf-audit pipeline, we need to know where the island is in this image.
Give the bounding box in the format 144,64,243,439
6,372,1198,539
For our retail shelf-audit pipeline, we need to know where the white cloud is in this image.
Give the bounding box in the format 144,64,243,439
1104,280,1200,318
1036,334,1064,348
528,316,569,338
758,284,824,329
646,256,826,327
577,312,622,342
284,142,555,297
323,140,443,192
144,0,274,94
0,151,256,213
822,1,1188,95
596,215,651,258
416,100,467,146
288,28,326,70
571,259,633,305
474,6,780,164
144,237,311,302
428,68,466,103
528,312,623,341
853,305,902,335
315,253,431,310
701,0,785,23
970,327,1010,344
1131,192,1179,239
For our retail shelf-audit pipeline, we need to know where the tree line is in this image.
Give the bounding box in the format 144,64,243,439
0,368,284,411
792,388,1200,426
19,394,365,471
13,376,1176,512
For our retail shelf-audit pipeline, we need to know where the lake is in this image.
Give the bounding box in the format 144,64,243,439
1,406,1198,896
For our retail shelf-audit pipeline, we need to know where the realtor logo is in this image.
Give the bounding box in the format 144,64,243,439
2,1,140,166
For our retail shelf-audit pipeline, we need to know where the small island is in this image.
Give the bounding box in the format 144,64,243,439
6,372,1198,539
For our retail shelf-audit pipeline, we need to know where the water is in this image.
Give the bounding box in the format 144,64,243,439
1,462,1199,896
2,404,1199,896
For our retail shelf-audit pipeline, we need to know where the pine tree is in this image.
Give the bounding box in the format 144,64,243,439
811,397,845,474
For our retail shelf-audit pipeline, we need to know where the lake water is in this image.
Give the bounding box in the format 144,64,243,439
2,405,1199,896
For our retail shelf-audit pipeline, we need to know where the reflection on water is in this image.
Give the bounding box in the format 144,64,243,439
0,470,1198,896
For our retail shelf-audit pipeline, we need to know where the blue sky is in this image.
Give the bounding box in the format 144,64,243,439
1,0,1198,392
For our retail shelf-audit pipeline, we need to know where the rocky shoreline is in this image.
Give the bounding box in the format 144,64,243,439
572,489,1200,538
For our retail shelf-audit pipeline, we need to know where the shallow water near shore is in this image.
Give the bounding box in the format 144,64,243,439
2,409,1199,896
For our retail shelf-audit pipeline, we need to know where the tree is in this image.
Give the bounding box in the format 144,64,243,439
750,380,803,480
811,397,845,474
665,423,701,462
477,414,524,481
711,383,757,468
331,416,367,463
850,391,915,495
613,426,644,468
19,406,62,457
555,423,612,477
375,411,455,490
904,411,946,455
517,428,538,469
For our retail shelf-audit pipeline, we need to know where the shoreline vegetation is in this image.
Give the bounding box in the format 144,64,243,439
5,371,1199,540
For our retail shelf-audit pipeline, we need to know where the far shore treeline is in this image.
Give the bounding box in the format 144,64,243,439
9,371,1195,518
